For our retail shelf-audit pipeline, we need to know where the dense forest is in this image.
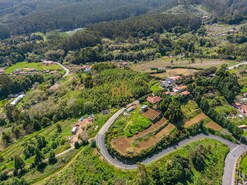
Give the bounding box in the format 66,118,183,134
0,0,246,38
0,0,174,38
0,74,43,99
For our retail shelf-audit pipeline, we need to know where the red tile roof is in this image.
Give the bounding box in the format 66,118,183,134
180,91,190,96
242,105,247,114
168,76,181,81
147,96,162,104
176,85,187,90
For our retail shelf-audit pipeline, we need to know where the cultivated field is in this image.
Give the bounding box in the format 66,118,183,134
184,113,208,128
111,118,175,156
205,122,223,131
4,62,63,74
130,57,238,73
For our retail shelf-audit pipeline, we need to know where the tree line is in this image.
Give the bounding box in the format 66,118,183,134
0,74,43,99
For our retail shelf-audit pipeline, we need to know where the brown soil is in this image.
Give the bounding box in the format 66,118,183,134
111,117,175,156
205,122,222,131
184,113,208,128
70,119,92,147
153,68,198,78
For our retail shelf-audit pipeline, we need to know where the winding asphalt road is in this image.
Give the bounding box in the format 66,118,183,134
95,106,247,184
54,62,70,78
227,61,247,70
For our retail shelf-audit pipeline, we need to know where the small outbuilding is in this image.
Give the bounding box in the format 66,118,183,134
141,105,148,112
72,127,78,135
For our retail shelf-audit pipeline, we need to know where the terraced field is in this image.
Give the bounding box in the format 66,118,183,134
111,117,175,155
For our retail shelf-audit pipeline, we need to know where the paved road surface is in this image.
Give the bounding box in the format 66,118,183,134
55,62,70,78
96,106,247,184
222,145,247,185
228,61,247,70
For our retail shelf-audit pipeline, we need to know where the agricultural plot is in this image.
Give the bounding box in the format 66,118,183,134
229,64,247,88
111,118,175,156
205,122,223,131
123,106,152,137
152,68,199,78
130,57,238,73
181,100,202,120
184,113,208,128
4,62,63,74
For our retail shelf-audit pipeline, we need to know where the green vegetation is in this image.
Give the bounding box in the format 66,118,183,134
4,62,62,74
240,154,247,176
0,0,246,183
150,83,163,93
42,139,228,185
124,107,152,137
189,65,244,139
148,139,229,185
181,100,202,120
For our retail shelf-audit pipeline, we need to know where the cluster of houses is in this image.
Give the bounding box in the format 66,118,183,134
119,61,130,68
43,60,54,65
233,98,247,115
232,95,247,130
161,76,190,96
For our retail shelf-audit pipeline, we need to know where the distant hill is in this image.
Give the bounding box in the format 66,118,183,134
0,0,246,39
0,0,174,38
185,0,247,23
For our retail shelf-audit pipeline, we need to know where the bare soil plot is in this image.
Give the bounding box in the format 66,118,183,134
111,137,132,155
184,113,208,128
131,117,167,140
142,108,161,120
205,122,222,131
70,119,92,147
111,120,175,156
130,57,237,72
152,68,198,78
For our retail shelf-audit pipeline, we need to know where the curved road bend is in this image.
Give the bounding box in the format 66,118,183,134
227,61,247,70
96,108,246,176
55,62,70,78
222,145,247,185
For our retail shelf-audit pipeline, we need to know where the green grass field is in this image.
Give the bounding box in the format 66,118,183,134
240,154,247,176
181,100,202,120
4,62,63,74
124,107,152,137
0,99,5,113
150,82,164,93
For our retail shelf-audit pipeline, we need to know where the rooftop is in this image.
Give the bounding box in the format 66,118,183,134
167,76,181,81
175,85,187,90
147,96,162,104
180,91,190,96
